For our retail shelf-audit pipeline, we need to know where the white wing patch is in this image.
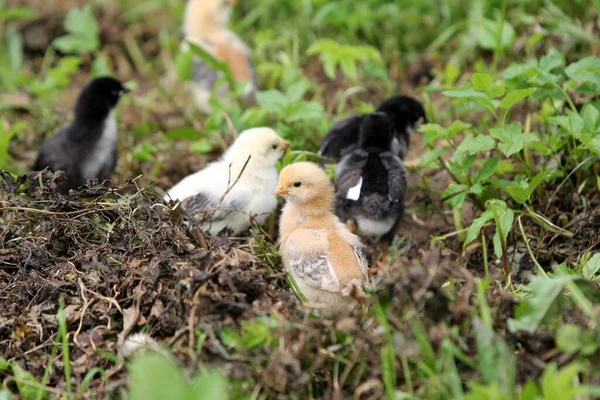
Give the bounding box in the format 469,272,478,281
346,176,363,201
289,252,340,292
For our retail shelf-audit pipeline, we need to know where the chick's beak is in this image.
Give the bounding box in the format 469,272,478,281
274,186,289,196
120,87,131,96
278,141,291,152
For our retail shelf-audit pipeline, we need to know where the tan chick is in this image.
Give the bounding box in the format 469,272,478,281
275,162,369,312
183,0,256,113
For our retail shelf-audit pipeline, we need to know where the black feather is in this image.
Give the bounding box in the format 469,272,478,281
318,95,426,162
334,113,407,242
33,77,128,194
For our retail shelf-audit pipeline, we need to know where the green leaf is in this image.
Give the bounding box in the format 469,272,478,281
472,73,492,92
175,50,194,81
475,156,500,182
129,352,228,400
464,210,494,247
539,49,565,72
443,90,496,114
473,318,515,393
132,142,157,162
53,5,99,54
420,148,449,168
507,275,566,332
556,324,583,353
91,52,113,77
420,123,447,146
255,90,288,115
286,101,325,122
488,81,506,99
129,352,189,400
499,88,537,111
190,139,213,154
490,201,514,259
583,253,600,280
164,128,202,141
502,171,548,204
540,363,583,400
441,184,469,207
489,123,537,157
582,104,600,134
456,135,496,155
565,56,600,86
476,18,516,51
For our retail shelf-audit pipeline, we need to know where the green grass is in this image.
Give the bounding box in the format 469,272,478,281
1,0,600,399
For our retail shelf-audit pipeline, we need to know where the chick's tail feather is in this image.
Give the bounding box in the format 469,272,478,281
361,193,391,220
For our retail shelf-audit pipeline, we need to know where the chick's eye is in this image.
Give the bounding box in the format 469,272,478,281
271,144,278,149
293,182,302,187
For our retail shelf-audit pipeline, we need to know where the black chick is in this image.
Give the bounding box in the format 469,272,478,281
34,77,129,194
319,95,426,162
334,112,407,255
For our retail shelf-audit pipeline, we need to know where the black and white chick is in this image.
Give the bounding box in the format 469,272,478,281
319,95,426,162
334,112,407,255
33,77,129,194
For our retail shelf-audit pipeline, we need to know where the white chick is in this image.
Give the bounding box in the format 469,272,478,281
183,0,256,113
276,162,369,312
165,127,290,236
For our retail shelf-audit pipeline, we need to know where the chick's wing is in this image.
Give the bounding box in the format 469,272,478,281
379,152,407,203
284,228,341,292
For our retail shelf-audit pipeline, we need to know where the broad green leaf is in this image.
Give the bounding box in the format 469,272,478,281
540,363,584,400
132,142,157,162
502,171,548,204
490,201,514,259
583,253,600,280
539,49,565,72
443,90,496,113
255,90,287,115
477,18,516,51
190,139,213,153
129,352,189,400
421,123,447,146
164,128,202,141
441,184,469,207
456,135,496,155
285,80,310,102
488,81,506,98
475,156,500,182
286,101,325,122
507,276,566,332
189,368,228,400
582,104,600,134
499,88,537,111
53,5,99,54
91,52,113,78
555,324,582,353
464,210,494,247
472,73,492,92
420,148,449,168
448,120,473,137
565,56,600,86
473,318,515,393
175,50,193,81
443,89,487,99
489,123,537,157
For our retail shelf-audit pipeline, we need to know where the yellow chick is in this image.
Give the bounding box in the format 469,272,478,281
183,0,256,113
275,162,369,312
